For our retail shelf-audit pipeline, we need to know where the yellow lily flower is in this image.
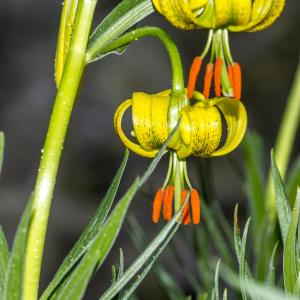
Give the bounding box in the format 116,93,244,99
152,0,286,32
114,90,247,159
114,89,247,224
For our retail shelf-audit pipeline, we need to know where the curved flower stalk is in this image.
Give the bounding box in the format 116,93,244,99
112,28,247,225
152,0,286,32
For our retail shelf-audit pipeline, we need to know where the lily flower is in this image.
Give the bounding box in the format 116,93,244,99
111,26,247,225
152,0,286,32
114,88,247,224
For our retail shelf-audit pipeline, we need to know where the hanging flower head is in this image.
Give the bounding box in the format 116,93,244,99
112,26,247,225
114,79,247,225
152,0,286,32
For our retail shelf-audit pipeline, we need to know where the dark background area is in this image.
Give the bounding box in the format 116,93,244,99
0,1,299,299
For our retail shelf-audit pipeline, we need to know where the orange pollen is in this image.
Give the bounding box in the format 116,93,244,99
203,63,214,99
233,63,242,100
227,64,234,88
191,189,201,224
152,188,164,223
214,58,222,97
187,57,202,98
163,185,174,221
181,189,190,225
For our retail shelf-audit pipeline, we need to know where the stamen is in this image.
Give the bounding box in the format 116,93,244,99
181,189,190,225
191,189,201,224
214,58,222,97
163,185,174,221
227,64,234,88
187,56,202,98
152,188,164,223
203,63,214,99
233,63,242,100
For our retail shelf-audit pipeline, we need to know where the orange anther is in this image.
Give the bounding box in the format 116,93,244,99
152,188,164,223
187,57,202,98
181,189,190,225
233,63,242,100
227,64,234,88
163,185,174,221
214,58,222,97
191,189,201,224
203,63,214,99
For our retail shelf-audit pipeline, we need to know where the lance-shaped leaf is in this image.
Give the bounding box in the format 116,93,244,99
41,150,129,299
86,0,154,63
3,194,33,300
271,151,291,243
99,198,186,300
284,189,300,294
53,178,140,300
0,227,10,297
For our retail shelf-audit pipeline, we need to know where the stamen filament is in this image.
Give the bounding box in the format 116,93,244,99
181,189,190,225
214,58,223,97
152,188,164,223
227,64,234,87
187,57,202,98
191,189,201,224
163,185,174,221
203,63,214,99
233,63,242,100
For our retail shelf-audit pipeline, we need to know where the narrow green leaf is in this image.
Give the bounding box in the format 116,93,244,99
222,289,227,300
202,201,233,266
239,218,251,300
198,293,208,300
220,263,299,300
286,155,300,205
294,272,300,296
4,194,33,300
212,202,234,251
214,260,221,300
117,248,124,281
284,189,300,294
55,178,140,300
139,119,180,187
99,197,187,300
271,151,291,242
266,242,279,287
120,224,179,300
41,150,129,299
0,132,4,177
86,0,154,62
0,226,10,295
211,289,215,300
242,131,265,229
233,205,241,262
128,214,186,300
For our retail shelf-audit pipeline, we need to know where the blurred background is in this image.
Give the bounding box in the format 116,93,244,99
0,1,299,299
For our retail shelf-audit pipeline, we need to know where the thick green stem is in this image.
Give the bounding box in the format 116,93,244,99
23,1,97,299
266,55,300,222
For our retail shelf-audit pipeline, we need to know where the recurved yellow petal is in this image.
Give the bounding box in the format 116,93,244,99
249,0,286,32
178,103,222,158
132,92,169,149
114,99,158,158
211,98,247,156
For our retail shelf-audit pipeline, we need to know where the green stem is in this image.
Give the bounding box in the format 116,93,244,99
89,26,184,92
266,55,300,223
23,1,97,299
93,26,185,142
